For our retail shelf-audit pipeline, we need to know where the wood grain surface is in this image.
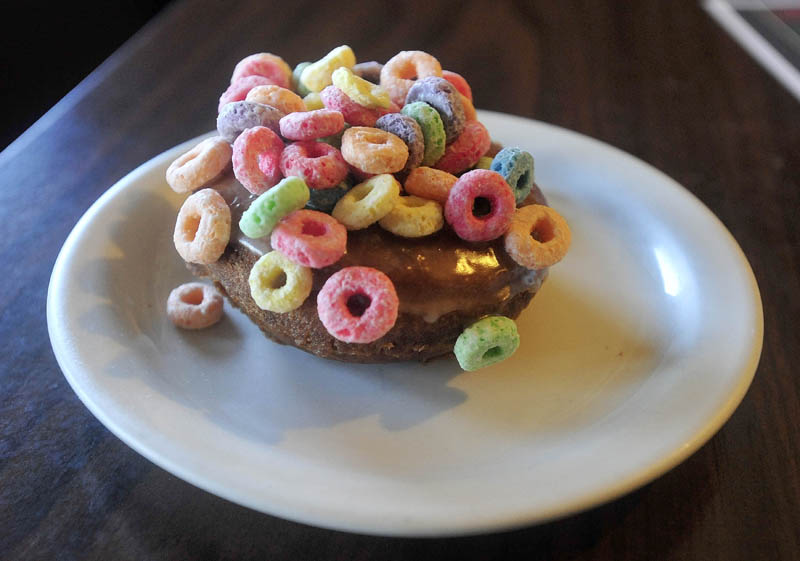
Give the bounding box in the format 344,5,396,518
1,0,798,559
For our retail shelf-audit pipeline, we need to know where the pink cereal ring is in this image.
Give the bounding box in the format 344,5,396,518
434,120,491,175
166,136,232,193
167,282,224,329
442,70,473,101
380,50,443,107
232,126,285,195
444,169,515,242
320,85,399,127
270,209,347,268
218,75,277,112
279,141,348,189
231,53,292,89
173,188,231,263
317,266,399,343
279,109,345,141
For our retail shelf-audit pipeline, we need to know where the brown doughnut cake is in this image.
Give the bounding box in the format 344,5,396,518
187,171,549,362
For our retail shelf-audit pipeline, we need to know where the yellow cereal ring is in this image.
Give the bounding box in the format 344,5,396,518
331,67,391,109
340,127,408,174
300,45,357,93
504,204,571,269
302,92,325,110
403,166,458,204
331,174,400,230
474,156,494,170
248,250,312,312
245,85,305,114
378,195,443,238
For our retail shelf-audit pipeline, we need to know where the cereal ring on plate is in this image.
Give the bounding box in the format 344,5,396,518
401,101,446,167
271,209,347,268
340,127,408,174
317,266,399,343
380,50,442,107
504,204,571,269
217,100,284,143
167,282,224,329
166,136,232,194
405,76,466,144
279,141,349,189
403,166,457,204
434,120,491,175
378,195,443,238
453,316,520,371
231,53,292,89
232,126,284,194
279,109,345,141
444,169,515,242
332,174,400,230
245,85,305,114
375,113,424,173
174,188,231,264
218,75,276,113
249,250,312,313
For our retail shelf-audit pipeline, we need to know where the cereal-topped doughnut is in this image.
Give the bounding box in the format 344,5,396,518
404,76,466,144
380,50,442,107
217,100,284,143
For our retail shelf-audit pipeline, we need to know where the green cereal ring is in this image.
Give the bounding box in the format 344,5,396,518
474,156,494,170
249,250,312,312
239,176,310,239
292,62,312,96
402,101,446,167
453,316,520,371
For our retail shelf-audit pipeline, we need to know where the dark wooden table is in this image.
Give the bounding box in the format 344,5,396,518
2,0,798,558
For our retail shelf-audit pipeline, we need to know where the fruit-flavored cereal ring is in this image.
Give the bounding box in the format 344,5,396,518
239,176,310,239
453,316,520,371
232,126,285,194
166,136,232,193
217,101,284,143
300,45,356,93
405,76,466,144
306,178,350,212
320,85,398,127
504,204,571,269
474,156,494,170
401,101,446,166
218,75,275,113
434,120,491,175
332,174,400,230
249,250,312,313
520,182,548,207
375,113,424,173
270,209,347,268
378,195,443,238
442,70,473,101
279,141,349,189
303,92,325,110
231,53,292,89
444,169,515,242
292,62,312,96
460,93,477,121
491,147,535,205
380,50,442,107
317,266,399,343
352,61,383,84
403,166,457,204
340,127,408,174
331,66,391,109
279,109,345,141
173,188,231,264
167,282,224,329
245,85,305,115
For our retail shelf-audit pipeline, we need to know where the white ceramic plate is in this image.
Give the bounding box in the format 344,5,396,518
48,111,762,537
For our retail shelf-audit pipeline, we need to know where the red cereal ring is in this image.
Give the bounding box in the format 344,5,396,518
444,169,516,242
442,70,473,101
320,85,399,127
218,75,277,113
231,53,292,89
317,266,399,343
279,141,348,189
279,109,345,141
270,209,347,268
167,282,224,329
434,120,491,175
232,126,285,195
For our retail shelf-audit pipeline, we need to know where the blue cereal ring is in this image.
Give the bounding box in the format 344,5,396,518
453,316,520,371
491,147,535,205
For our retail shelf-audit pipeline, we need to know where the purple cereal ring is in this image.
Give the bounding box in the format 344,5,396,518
217,100,285,143
352,61,383,84
279,109,345,141
374,113,424,173
404,76,466,144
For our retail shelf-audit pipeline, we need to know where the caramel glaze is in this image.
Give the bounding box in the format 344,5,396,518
210,171,547,323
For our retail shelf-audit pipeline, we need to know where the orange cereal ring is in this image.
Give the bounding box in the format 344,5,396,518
380,50,442,107
245,85,305,114
167,282,224,329
166,136,232,194
504,204,571,269
460,93,477,121
340,127,409,174
173,188,231,264
403,166,457,204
